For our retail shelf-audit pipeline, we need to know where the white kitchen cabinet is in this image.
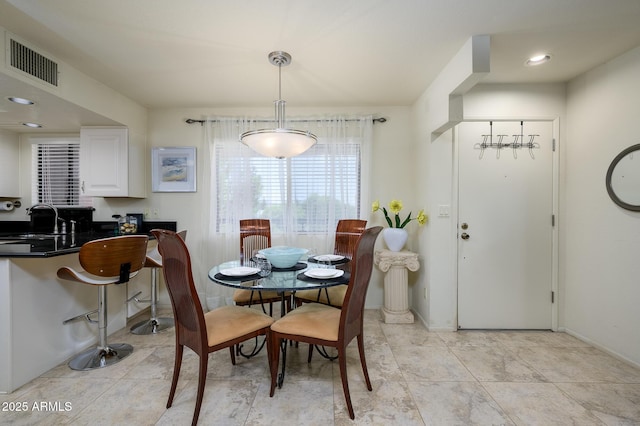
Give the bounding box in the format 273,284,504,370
0,130,20,197
80,127,145,197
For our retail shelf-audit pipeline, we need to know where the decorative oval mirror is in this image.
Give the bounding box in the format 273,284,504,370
606,143,640,211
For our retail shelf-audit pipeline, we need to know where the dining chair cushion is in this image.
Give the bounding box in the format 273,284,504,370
294,285,347,307
232,288,281,304
204,305,275,347
270,303,340,341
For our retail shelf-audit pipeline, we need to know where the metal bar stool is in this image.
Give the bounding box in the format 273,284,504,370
58,235,149,370
130,230,187,335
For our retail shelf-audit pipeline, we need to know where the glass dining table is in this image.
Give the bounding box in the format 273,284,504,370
208,257,350,386
208,258,350,317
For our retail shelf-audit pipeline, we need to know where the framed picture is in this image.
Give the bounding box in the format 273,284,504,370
151,147,197,192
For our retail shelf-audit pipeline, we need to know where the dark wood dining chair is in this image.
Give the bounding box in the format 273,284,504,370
269,226,382,420
57,235,149,370
295,219,367,307
152,229,275,426
233,219,284,314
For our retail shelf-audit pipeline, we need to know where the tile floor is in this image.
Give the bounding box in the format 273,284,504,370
2,308,640,425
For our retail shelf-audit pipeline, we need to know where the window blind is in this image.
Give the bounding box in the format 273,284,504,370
31,139,92,207
215,140,361,234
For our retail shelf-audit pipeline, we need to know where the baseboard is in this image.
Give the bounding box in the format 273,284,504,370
563,327,640,370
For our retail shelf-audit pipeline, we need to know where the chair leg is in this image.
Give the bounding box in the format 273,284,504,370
269,333,281,397
338,346,355,420
307,343,314,363
357,334,372,391
229,346,236,365
167,344,183,408
192,353,208,426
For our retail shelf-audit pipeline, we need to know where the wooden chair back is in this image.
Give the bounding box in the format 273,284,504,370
334,219,367,259
152,229,206,354
339,226,382,342
240,219,271,262
78,235,148,282
145,229,187,268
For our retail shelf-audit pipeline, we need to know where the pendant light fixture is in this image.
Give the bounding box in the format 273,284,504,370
240,51,317,159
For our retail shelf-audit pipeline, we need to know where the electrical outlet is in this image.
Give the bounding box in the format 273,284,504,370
144,209,150,219
152,209,159,218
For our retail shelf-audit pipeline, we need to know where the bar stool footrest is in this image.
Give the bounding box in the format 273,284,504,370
68,343,134,371
129,317,174,335
62,309,99,325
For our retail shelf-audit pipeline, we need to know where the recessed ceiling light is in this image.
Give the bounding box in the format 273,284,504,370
526,54,551,66
8,96,35,105
22,122,42,128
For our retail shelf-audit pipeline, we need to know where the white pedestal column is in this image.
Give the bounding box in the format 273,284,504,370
374,249,420,324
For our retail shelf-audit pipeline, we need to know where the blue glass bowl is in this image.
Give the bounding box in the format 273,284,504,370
258,246,309,268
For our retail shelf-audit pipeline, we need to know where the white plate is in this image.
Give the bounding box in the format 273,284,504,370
304,269,345,279
314,254,345,262
219,266,260,277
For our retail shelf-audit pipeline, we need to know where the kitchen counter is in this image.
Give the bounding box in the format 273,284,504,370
0,232,117,257
0,221,177,393
0,221,177,258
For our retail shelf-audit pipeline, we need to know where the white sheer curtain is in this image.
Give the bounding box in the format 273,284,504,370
201,115,372,307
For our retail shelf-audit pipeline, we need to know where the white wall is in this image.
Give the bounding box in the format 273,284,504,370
414,46,640,367
410,88,455,330
564,45,640,366
412,82,566,331
147,106,414,308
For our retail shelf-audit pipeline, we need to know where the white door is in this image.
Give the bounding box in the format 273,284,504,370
457,120,554,329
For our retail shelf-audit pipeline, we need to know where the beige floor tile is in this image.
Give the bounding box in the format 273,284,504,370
248,380,334,425
6,309,640,425
436,330,503,347
482,382,605,425
556,383,640,425
408,381,514,425
450,345,548,382
156,379,260,426
67,378,170,425
0,377,113,425
381,322,447,348
511,346,640,383
334,380,424,425
491,330,591,348
394,345,476,382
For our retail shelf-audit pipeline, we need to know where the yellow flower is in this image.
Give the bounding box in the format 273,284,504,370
372,199,426,229
389,200,403,215
416,209,428,225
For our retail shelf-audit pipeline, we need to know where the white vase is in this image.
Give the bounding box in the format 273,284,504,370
383,228,408,252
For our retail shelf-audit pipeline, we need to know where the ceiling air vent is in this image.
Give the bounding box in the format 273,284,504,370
9,37,59,87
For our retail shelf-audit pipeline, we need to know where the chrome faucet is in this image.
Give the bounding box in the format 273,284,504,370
26,203,60,234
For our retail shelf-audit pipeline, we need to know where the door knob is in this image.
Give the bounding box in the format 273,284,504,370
461,232,470,240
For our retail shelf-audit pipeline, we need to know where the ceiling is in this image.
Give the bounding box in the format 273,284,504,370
2,0,640,133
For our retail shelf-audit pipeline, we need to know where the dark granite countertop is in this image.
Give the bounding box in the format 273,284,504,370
0,221,177,258
0,232,117,258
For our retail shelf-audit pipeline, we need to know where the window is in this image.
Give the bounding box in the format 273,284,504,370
216,142,360,234
31,138,91,207
211,116,372,236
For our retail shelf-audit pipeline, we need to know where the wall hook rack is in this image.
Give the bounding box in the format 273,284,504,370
473,121,540,159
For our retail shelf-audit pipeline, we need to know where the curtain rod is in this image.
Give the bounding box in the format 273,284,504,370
184,117,387,126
